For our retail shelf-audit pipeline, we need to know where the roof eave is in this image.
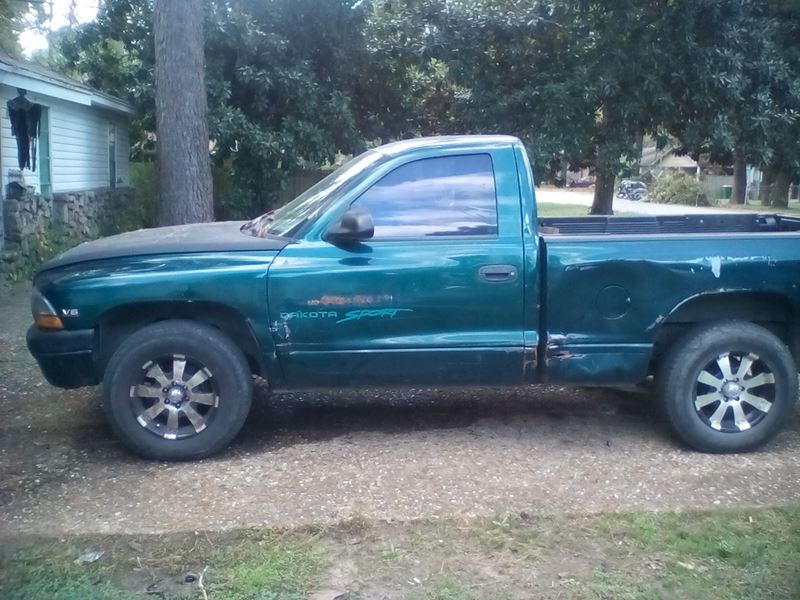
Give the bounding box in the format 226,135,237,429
90,96,136,117
0,63,134,116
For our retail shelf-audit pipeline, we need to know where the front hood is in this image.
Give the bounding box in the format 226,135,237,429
38,221,290,272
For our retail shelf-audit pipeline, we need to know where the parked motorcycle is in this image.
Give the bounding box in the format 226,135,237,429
617,179,648,201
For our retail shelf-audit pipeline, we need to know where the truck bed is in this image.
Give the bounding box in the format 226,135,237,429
538,214,800,385
539,213,800,236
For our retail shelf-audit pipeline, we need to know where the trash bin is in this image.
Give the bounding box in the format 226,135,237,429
720,185,733,200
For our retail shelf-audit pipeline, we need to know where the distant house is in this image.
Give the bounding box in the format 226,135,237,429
0,52,134,197
0,52,135,254
640,145,700,178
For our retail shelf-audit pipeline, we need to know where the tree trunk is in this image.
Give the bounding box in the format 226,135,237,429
769,168,791,209
758,166,774,206
590,168,616,215
632,130,644,177
154,0,213,226
731,152,747,205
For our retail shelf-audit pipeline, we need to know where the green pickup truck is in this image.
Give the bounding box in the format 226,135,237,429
27,136,800,460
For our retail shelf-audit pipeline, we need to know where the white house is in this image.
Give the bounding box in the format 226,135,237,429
640,145,700,178
0,52,134,198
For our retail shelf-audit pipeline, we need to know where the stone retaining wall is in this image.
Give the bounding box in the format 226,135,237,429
2,186,137,277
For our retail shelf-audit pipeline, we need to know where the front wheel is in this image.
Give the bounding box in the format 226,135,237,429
658,321,798,453
103,320,253,460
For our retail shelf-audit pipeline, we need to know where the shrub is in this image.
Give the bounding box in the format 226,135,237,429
647,172,715,206
129,162,158,227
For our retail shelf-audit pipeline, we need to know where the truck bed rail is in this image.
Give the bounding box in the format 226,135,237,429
539,213,800,236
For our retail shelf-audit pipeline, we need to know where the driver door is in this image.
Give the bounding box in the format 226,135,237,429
267,147,525,387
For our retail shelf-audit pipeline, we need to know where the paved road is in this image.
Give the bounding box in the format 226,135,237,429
536,187,759,215
1,282,798,538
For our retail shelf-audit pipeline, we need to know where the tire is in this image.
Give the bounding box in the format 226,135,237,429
631,190,644,201
658,321,798,453
103,320,253,460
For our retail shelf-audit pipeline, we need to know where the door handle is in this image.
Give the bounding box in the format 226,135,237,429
479,264,518,283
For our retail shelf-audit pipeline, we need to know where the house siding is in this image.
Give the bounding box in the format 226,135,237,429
1,84,130,195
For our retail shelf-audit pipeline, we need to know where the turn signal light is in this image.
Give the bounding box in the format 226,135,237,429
31,289,64,329
34,313,64,329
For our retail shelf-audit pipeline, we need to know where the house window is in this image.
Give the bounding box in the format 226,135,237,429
38,107,51,196
349,154,498,239
108,125,117,188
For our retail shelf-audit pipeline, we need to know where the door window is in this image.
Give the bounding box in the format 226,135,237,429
350,154,497,238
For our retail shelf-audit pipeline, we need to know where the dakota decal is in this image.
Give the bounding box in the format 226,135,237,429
280,310,338,320
278,308,414,323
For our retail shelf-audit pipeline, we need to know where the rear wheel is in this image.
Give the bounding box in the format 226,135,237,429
658,321,798,453
103,320,253,460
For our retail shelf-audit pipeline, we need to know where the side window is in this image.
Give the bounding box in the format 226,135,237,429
350,154,497,238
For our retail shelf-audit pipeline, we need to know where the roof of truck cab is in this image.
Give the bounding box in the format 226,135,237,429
376,135,521,156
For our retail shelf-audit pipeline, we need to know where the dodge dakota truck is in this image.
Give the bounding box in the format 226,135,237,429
27,135,800,460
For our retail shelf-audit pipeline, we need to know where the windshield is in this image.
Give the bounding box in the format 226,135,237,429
242,150,385,238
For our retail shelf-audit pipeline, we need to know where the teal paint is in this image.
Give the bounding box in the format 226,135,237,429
28,136,800,391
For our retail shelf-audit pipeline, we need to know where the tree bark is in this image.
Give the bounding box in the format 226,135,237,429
589,137,616,215
758,166,774,206
731,152,747,205
769,167,791,208
632,130,644,176
590,167,616,215
154,0,213,226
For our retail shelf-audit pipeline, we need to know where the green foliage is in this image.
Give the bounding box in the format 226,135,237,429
2,507,798,599
1,545,149,600
203,0,380,216
213,532,324,600
647,172,713,206
39,0,800,217
0,0,40,56
4,221,74,282
593,507,800,599
129,162,158,228
658,1,800,169
5,578,142,600
427,577,474,600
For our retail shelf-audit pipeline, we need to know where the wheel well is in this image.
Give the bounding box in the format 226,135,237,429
95,302,266,377
650,292,800,373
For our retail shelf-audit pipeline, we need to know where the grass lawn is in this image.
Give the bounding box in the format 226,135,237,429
537,202,641,217
2,506,798,599
714,199,800,215
537,202,592,217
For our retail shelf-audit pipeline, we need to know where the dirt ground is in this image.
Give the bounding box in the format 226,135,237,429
1,283,799,539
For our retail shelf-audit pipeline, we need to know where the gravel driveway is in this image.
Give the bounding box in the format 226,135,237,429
1,283,798,539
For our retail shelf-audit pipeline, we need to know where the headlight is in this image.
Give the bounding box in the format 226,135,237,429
31,289,63,329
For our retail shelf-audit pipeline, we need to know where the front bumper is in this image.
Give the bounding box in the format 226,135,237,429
26,325,99,388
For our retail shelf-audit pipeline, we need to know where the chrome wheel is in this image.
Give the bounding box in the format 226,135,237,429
129,354,219,440
693,352,775,433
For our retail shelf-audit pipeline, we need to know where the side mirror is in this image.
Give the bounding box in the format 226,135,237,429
325,210,374,245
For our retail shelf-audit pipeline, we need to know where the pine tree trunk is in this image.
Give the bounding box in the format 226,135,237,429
154,0,213,226
731,153,747,205
769,168,791,209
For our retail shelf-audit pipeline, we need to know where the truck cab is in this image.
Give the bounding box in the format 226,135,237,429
264,136,536,387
